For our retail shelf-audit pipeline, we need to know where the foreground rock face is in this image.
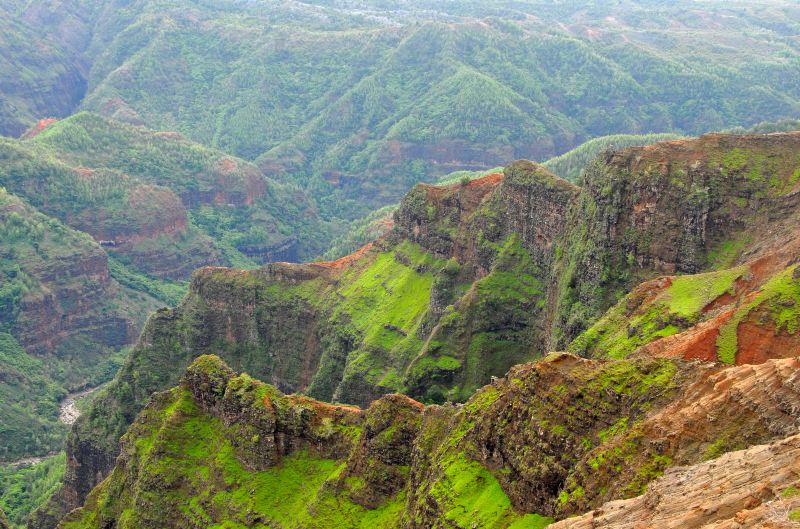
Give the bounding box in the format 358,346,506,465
38,132,800,527
550,432,800,529
58,354,800,529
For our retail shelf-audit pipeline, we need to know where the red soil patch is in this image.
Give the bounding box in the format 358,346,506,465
217,158,238,175
285,394,363,418
468,172,504,188
23,118,58,138
736,319,800,365
314,243,374,270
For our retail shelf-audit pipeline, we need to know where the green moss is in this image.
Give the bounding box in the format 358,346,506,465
666,266,745,318
336,241,440,350
789,509,800,522
703,438,728,460
781,487,800,498
65,387,402,529
571,266,746,359
408,235,544,402
717,265,800,364
722,148,749,174
597,417,629,444
431,453,549,529
790,167,800,190
707,236,752,270
465,386,501,413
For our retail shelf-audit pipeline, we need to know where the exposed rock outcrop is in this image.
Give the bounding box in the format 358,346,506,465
550,132,800,348
58,354,800,529
549,432,800,529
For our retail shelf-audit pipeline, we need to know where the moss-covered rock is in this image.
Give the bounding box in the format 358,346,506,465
550,132,800,348
60,354,800,529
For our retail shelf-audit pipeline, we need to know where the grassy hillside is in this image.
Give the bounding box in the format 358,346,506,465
0,113,332,276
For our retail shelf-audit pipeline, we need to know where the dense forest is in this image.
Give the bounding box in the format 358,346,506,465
1,0,799,218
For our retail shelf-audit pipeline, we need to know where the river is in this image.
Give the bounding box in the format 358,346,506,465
3,386,99,467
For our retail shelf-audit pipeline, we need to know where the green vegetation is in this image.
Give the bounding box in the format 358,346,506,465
725,118,800,134
0,454,65,529
63,356,562,529
0,333,66,461
407,236,545,403
570,266,746,359
666,267,745,318
429,453,552,529
707,236,752,270
543,133,685,182
783,487,800,499
716,265,800,364
0,112,332,271
0,188,158,460
107,257,187,307
4,1,799,219
62,381,402,529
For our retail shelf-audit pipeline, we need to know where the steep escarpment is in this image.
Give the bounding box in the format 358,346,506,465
550,132,800,348
59,355,401,529
59,354,800,529
43,164,579,521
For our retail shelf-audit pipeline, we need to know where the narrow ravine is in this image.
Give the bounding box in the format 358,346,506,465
3,387,100,468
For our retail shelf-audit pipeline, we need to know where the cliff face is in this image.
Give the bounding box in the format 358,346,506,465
550,132,800,348
40,132,800,526
0,193,150,359
58,354,800,529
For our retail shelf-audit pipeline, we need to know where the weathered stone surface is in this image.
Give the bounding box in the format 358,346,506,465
549,432,800,529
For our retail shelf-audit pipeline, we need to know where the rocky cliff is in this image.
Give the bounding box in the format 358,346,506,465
550,132,800,348
549,432,800,529
36,132,800,527
58,353,800,529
